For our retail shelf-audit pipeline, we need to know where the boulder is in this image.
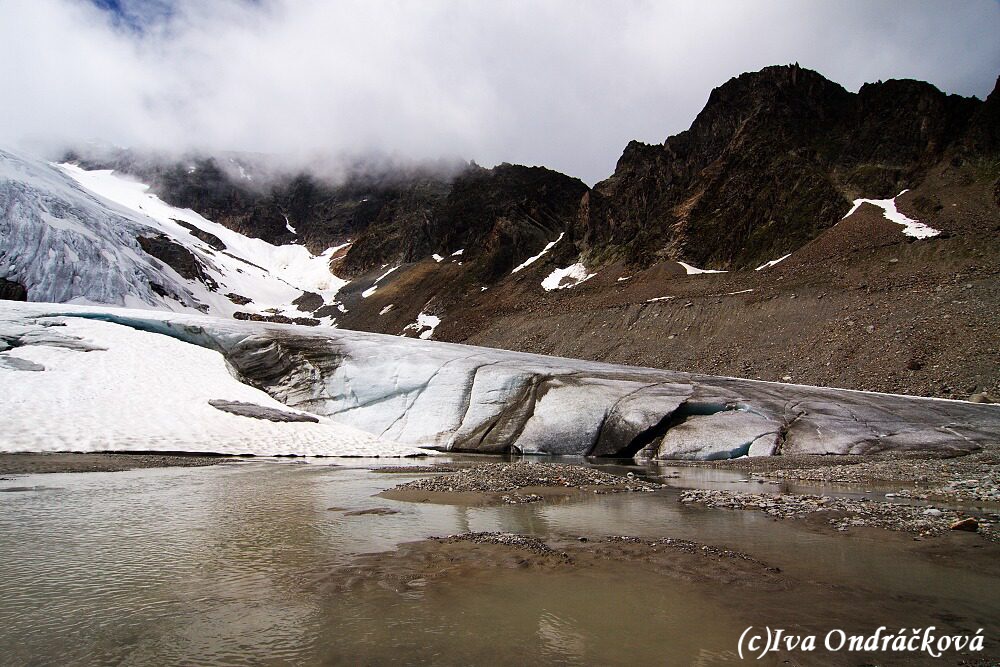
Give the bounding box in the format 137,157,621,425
949,517,979,532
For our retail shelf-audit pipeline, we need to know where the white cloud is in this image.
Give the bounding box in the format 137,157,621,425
1,0,997,184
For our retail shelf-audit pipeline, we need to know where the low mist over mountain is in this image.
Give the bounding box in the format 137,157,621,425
5,1,998,184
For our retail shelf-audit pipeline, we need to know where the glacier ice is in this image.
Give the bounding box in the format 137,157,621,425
0,149,348,320
0,302,424,457
5,302,997,461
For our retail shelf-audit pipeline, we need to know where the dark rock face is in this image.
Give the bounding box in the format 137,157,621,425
427,164,589,281
142,159,295,246
328,176,451,276
174,220,226,251
292,291,324,312
344,163,588,279
0,277,28,301
69,66,995,282
65,153,587,281
67,150,457,261
137,234,217,290
232,311,319,326
579,64,993,270
964,75,1000,155
312,303,341,319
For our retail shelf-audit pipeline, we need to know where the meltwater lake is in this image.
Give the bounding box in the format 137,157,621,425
1,457,996,665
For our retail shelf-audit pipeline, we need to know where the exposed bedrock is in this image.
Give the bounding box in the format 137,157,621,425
0,278,27,301
61,308,1000,460
136,234,216,289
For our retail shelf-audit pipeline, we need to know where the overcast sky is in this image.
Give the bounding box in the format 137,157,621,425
2,0,998,184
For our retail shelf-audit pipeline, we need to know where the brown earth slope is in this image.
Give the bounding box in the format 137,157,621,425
340,161,999,401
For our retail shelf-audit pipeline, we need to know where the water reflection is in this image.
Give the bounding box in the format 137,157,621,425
0,458,996,665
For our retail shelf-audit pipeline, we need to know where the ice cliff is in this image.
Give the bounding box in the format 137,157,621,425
5,302,996,461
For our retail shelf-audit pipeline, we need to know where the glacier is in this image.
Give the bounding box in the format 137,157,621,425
3,301,997,460
0,301,424,457
0,149,348,321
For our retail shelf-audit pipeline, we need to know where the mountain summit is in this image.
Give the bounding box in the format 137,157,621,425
579,63,994,269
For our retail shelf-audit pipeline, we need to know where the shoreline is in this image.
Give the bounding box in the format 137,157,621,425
0,452,228,476
377,458,1000,541
5,452,997,542
378,461,661,506
671,448,1000,505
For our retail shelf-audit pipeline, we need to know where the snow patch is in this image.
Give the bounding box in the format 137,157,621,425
843,190,940,239
645,296,675,303
755,254,791,271
450,249,464,257
379,304,394,315
283,214,297,235
511,232,564,273
541,263,596,291
677,261,727,275
362,265,400,298
403,312,441,340
432,254,444,262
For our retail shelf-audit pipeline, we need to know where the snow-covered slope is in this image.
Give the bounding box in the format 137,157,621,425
0,149,349,320
0,302,423,456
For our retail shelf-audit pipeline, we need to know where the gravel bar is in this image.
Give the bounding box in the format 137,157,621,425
680,489,999,540
434,532,563,556
391,461,661,503
371,464,465,474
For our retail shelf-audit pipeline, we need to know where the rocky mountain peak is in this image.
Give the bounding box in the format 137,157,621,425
966,75,1000,155
698,64,850,123
584,65,994,269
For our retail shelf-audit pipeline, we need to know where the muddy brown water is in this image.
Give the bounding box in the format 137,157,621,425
0,457,996,665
